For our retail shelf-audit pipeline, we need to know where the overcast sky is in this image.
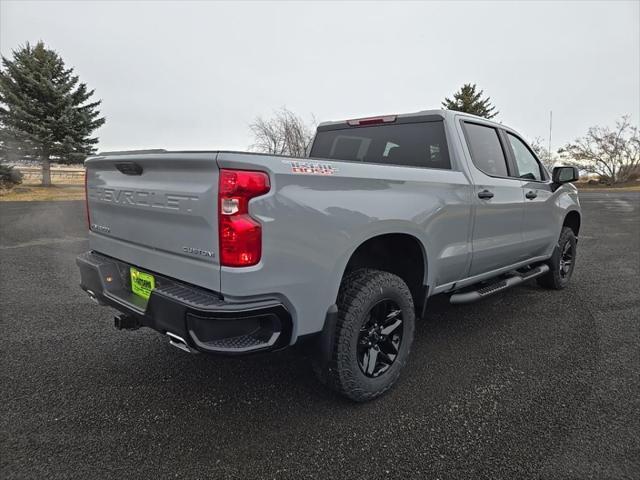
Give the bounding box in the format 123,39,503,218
1,0,638,152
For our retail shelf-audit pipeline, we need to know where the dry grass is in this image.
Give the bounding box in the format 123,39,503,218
0,185,85,202
576,182,640,192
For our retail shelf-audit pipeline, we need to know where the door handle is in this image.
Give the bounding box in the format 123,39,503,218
525,190,538,199
478,189,494,199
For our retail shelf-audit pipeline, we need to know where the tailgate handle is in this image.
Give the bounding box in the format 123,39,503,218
115,162,143,175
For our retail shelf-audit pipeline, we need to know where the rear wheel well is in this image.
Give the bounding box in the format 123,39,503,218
563,211,581,237
343,234,427,313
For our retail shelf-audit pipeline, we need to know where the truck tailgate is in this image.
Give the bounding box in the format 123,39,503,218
85,152,221,292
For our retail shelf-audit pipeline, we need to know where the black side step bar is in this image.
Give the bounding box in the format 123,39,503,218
449,264,550,305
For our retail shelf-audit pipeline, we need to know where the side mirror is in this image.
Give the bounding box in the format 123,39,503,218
552,166,579,184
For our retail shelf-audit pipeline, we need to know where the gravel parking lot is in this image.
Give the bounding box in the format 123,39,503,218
1,192,639,479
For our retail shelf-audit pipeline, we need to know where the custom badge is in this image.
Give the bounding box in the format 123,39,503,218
283,160,338,175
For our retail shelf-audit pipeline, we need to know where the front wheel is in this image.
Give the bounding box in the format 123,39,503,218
537,226,577,290
322,268,415,402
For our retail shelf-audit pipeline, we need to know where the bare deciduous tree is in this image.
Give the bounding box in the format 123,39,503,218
249,107,315,157
559,116,640,185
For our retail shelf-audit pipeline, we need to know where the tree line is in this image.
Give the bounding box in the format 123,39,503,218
1,42,638,188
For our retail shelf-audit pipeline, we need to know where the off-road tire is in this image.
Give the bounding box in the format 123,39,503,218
537,226,577,290
323,268,415,402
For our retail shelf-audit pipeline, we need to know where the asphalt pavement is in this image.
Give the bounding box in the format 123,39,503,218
1,192,639,479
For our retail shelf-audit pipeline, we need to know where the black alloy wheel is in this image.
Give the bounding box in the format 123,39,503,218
537,226,577,289
559,240,574,279
357,299,404,378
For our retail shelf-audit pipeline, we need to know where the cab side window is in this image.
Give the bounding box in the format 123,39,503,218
507,133,543,181
464,122,509,177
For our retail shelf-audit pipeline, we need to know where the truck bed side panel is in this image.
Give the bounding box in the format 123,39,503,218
216,152,473,339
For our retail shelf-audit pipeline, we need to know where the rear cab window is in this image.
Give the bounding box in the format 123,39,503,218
310,120,451,170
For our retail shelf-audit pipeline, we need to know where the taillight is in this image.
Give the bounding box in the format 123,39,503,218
84,168,91,229
218,169,270,267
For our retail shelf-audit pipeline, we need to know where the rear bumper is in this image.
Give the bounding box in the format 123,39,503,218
76,251,292,355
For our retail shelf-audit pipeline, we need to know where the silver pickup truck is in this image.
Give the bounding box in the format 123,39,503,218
77,109,581,401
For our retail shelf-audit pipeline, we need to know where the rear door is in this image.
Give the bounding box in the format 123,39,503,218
86,152,221,292
459,120,527,276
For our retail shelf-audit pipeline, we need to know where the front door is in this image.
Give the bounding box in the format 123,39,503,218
504,132,557,258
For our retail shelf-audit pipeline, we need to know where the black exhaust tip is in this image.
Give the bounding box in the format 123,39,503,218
114,314,139,330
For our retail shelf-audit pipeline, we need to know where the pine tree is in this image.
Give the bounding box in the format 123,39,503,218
0,42,105,186
441,83,499,119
